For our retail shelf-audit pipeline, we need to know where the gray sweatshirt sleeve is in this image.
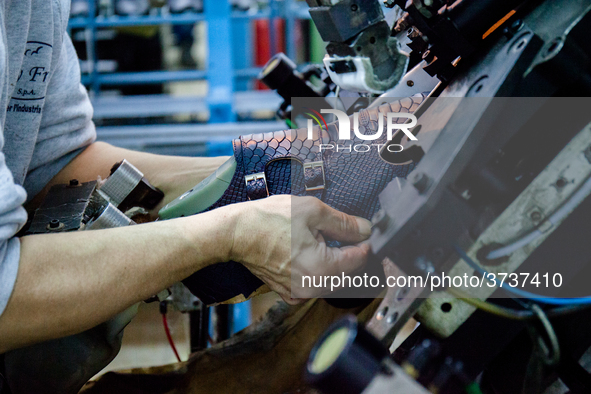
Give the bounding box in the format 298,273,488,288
23,33,97,199
0,33,96,316
0,158,27,316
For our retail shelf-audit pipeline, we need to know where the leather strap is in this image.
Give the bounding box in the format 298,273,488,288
303,161,325,199
244,173,269,200
241,127,327,201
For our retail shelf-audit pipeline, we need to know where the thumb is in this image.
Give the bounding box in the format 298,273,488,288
312,204,372,243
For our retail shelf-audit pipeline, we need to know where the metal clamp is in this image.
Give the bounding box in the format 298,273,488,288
99,160,144,207
86,203,134,230
303,161,326,192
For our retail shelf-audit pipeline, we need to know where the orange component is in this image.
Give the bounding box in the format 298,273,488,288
482,9,517,39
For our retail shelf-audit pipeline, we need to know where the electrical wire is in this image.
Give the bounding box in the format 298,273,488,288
529,303,560,366
486,175,591,260
160,301,182,363
285,118,295,129
446,287,533,320
162,313,182,363
446,287,584,320
454,245,591,305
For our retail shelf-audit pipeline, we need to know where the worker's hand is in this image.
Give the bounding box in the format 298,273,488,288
227,195,372,304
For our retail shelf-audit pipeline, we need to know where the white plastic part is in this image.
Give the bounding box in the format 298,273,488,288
324,55,385,94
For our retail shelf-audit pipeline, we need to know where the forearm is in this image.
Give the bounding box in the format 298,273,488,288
30,141,229,214
0,208,235,353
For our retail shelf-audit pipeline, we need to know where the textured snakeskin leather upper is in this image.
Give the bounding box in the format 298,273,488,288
182,95,426,305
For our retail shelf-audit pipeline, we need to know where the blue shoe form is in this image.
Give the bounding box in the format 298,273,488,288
160,95,427,304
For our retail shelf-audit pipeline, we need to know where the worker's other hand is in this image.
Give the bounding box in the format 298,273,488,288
227,195,372,304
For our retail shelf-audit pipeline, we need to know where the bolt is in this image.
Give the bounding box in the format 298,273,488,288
69,179,79,186
407,80,415,87
411,172,432,194
530,211,542,221
49,219,60,229
351,4,358,11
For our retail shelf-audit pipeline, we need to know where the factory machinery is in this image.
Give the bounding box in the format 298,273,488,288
28,0,591,393
285,1,591,393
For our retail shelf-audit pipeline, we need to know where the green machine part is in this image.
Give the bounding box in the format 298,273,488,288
160,22,325,220
158,156,237,219
309,19,326,65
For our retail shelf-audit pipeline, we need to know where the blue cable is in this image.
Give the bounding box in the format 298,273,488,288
453,245,591,305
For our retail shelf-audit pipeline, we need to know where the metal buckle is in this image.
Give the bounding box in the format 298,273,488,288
244,172,267,186
244,172,269,197
303,161,326,191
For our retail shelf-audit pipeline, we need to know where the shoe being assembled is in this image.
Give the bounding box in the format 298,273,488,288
160,95,426,305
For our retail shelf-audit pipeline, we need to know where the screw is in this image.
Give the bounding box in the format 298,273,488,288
530,211,542,221
351,4,358,11
49,219,60,229
407,80,415,87
69,179,79,186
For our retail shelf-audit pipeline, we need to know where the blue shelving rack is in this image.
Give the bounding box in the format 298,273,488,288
68,0,312,334
68,0,310,125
